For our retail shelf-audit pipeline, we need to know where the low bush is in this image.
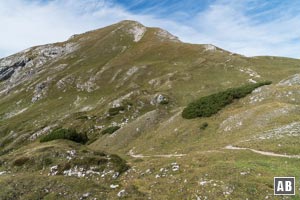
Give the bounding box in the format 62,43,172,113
101,126,120,135
200,122,208,130
76,115,89,120
108,106,125,116
13,156,30,166
159,99,169,105
41,157,53,166
72,156,108,167
93,151,107,156
182,81,272,119
40,128,88,144
86,137,98,145
110,154,130,173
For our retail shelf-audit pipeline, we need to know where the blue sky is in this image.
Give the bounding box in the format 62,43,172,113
0,0,300,58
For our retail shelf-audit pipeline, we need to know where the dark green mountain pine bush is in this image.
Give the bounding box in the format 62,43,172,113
182,81,272,119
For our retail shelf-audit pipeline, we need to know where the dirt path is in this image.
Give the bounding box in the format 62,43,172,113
129,145,300,159
128,149,186,158
225,145,300,159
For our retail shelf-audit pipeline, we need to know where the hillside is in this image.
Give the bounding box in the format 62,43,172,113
1,20,300,199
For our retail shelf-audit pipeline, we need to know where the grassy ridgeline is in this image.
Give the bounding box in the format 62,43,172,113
182,81,272,119
101,126,120,135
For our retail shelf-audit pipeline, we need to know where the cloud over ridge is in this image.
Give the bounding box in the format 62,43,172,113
0,0,299,58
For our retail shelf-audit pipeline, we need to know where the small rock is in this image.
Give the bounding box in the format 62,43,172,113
117,189,126,197
80,192,90,200
112,172,119,179
0,171,6,175
171,163,180,171
110,184,119,189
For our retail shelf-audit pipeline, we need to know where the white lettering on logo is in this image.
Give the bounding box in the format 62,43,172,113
286,181,292,191
277,181,284,192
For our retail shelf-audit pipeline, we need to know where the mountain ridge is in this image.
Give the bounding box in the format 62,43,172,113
0,20,300,199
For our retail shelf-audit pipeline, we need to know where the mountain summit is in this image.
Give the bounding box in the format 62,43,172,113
1,21,300,199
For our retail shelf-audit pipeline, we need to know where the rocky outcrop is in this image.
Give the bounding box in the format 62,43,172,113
150,94,168,105
155,29,180,42
277,74,300,86
31,78,52,102
203,44,217,52
0,49,33,81
127,23,147,42
0,42,78,96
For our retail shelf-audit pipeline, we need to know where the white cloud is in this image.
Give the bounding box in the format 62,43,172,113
0,0,196,58
0,0,125,58
183,0,300,58
0,0,299,58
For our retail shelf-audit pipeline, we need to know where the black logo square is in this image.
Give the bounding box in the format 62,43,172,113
274,177,295,195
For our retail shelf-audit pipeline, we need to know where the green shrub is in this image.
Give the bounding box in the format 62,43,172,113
159,99,169,105
41,157,53,166
101,126,120,135
200,122,208,130
40,128,88,144
93,151,107,156
13,156,30,166
55,163,72,175
110,154,130,173
108,106,125,116
72,156,108,167
182,81,272,119
76,115,89,120
86,137,98,145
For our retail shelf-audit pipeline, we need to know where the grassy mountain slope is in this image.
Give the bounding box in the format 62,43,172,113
0,20,300,199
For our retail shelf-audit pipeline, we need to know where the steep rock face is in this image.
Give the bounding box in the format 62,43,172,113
0,43,78,96
0,57,29,81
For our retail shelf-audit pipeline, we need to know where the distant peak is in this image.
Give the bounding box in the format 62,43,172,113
154,28,180,43
115,20,147,42
118,21,180,43
117,20,144,27
203,44,217,51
